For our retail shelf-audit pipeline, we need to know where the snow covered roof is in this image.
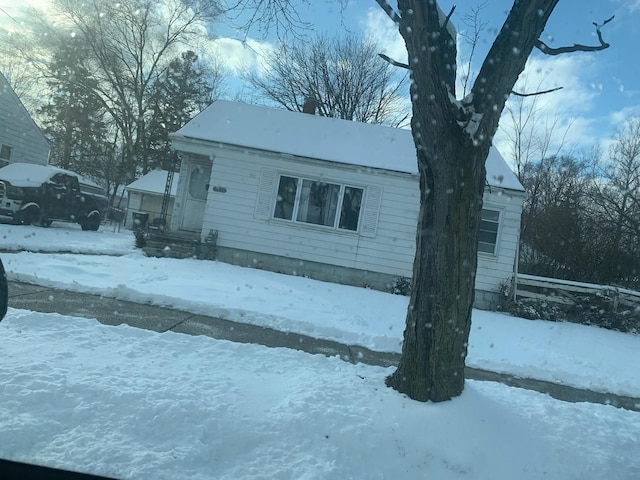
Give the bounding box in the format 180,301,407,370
172,100,524,192
0,162,101,189
126,170,179,196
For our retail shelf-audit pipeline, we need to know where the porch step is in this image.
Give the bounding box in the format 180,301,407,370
143,230,216,260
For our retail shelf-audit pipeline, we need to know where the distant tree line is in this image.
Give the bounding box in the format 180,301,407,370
518,117,640,289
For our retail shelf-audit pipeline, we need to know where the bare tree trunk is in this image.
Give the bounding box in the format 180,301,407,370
386,123,486,401
384,0,583,402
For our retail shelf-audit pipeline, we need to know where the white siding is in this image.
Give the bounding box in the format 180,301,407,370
197,145,524,293
201,147,418,277
0,74,49,166
476,191,524,292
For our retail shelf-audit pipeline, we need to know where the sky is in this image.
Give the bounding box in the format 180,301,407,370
1,0,639,162
1,221,640,479
209,0,640,158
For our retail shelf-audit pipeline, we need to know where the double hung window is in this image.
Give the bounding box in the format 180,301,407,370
274,175,364,232
0,144,12,165
478,208,500,254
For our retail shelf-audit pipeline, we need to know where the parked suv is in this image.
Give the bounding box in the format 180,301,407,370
0,163,108,231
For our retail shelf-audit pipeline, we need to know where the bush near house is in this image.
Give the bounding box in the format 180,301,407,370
498,279,640,334
389,276,412,296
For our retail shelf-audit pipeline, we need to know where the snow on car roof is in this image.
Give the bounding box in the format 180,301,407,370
172,100,525,192
0,162,102,189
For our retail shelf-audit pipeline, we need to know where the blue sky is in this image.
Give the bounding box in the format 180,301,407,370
2,0,639,163
213,0,640,161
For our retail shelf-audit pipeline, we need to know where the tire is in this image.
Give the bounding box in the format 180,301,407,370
16,205,39,226
82,211,101,231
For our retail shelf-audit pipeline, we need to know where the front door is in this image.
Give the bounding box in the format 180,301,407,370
180,161,212,231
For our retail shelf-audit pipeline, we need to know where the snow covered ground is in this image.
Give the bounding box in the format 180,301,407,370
1,222,639,479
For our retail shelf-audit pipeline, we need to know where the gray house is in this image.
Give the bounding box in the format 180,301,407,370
0,72,49,167
168,101,525,308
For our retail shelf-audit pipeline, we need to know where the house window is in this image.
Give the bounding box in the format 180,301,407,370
188,165,209,200
274,176,298,220
0,144,12,161
339,187,363,231
478,208,500,255
274,175,364,232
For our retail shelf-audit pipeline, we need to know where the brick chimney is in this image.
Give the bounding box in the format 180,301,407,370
302,96,317,114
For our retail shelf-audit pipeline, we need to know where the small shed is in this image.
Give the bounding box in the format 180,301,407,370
169,101,526,309
125,170,179,229
0,72,50,167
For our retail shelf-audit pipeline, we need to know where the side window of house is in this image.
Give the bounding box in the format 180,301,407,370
0,144,12,166
273,175,364,232
274,176,298,220
478,208,500,255
339,187,363,231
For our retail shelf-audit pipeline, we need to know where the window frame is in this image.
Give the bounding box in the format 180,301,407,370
0,144,12,161
272,174,365,233
478,207,502,256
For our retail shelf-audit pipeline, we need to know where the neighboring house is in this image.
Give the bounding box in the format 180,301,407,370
0,72,50,168
168,100,526,309
125,169,179,229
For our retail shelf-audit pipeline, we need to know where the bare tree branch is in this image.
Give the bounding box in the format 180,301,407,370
511,86,563,97
243,34,409,126
442,5,456,31
460,2,488,97
374,0,401,24
223,0,313,40
378,53,409,70
536,16,614,55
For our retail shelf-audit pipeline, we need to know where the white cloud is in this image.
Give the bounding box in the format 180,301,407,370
608,104,640,126
516,55,600,113
493,52,609,164
0,0,55,26
206,37,275,76
618,0,640,13
361,7,407,64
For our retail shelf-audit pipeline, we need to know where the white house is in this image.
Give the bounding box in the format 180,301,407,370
125,169,179,229
0,72,50,168
168,101,525,308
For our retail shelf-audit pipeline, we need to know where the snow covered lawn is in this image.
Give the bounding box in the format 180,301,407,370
1,223,639,479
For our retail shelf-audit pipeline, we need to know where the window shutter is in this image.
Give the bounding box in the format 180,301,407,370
360,185,383,237
254,169,277,220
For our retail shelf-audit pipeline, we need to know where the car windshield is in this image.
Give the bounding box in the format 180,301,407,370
1,1,639,479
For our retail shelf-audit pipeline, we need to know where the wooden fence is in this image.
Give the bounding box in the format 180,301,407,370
514,273,640,311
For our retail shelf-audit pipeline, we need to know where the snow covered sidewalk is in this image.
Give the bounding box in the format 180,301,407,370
7,279,640,412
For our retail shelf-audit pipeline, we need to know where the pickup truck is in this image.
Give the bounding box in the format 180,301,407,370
0,163,108,231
